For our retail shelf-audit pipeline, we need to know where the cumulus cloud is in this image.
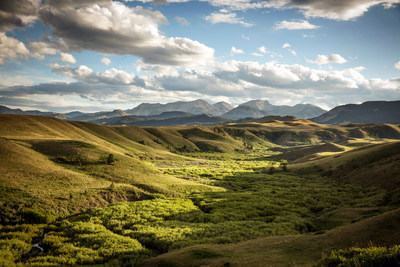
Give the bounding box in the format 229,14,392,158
258,46,267,54
0,0,40,32
204,12,253,27
51,64,141,86
175,16,190,26
183,0,400,20
308,54,348,65
395,61,400,70
0,33,30,63
59,52,76,64
231,46,244,55
281,0,400,20
150,0,400,20
282,43,291,48
274,20,320,30
38,1,214,66
101,57,111,66
2,59,400,110
29,41,58,60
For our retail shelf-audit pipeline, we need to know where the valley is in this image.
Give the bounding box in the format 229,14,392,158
0,114,399,266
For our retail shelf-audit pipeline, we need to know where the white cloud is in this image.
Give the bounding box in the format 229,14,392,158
59,52,76,64
283,0,400,21
0,33,30,64
136,59,180,76
51,64,138,85
252,52,264,57
274,20,320,30
282,43,296,56
231,46,244,55
258,46,267,54
131,0,275,11
241,34,250,40
395,61,400,70
3,59,400,110
175,16,190,26
308,54,348,65
204,12,253,27
38,1,214,67
133,0,400,19
29,41,58,60
101,57,112,66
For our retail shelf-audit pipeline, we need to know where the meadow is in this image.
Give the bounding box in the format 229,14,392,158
0,114,399,266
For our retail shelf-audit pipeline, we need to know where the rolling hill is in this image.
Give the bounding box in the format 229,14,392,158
97,113,231,126
311,100,400,124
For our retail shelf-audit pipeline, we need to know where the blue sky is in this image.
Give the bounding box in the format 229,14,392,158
0,0,399,112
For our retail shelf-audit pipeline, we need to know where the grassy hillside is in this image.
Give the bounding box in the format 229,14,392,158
0,114,399,266
291,141,400,191
0,115,220,224
143,208,400,267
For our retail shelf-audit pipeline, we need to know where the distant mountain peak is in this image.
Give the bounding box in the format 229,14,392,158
233,99,325,119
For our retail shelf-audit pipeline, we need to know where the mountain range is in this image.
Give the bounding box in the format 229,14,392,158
126,99,233,116
1,100,399,126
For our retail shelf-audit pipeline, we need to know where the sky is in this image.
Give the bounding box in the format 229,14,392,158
0,0,400,112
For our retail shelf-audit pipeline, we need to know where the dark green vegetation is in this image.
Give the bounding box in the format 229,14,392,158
0,114,399,266
319,245,400,266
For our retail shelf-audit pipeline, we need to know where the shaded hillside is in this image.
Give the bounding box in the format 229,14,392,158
100,114,231,127
291,141,400,194
223,106,268,120
0,105,68,119
311,100,400,124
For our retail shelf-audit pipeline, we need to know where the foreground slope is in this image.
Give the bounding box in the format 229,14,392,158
143,208,400,267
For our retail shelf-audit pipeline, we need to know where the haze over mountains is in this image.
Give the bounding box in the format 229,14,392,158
0,100,399,126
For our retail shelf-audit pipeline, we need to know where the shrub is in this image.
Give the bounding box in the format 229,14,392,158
319,245,400,266
107,154,115,165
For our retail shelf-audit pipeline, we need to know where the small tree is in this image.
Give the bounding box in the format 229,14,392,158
269,166,275,174
107,154,115,165
280,160,288,172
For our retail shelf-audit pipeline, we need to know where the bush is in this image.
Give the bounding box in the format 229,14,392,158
319,245,400,266
107,154,115,165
